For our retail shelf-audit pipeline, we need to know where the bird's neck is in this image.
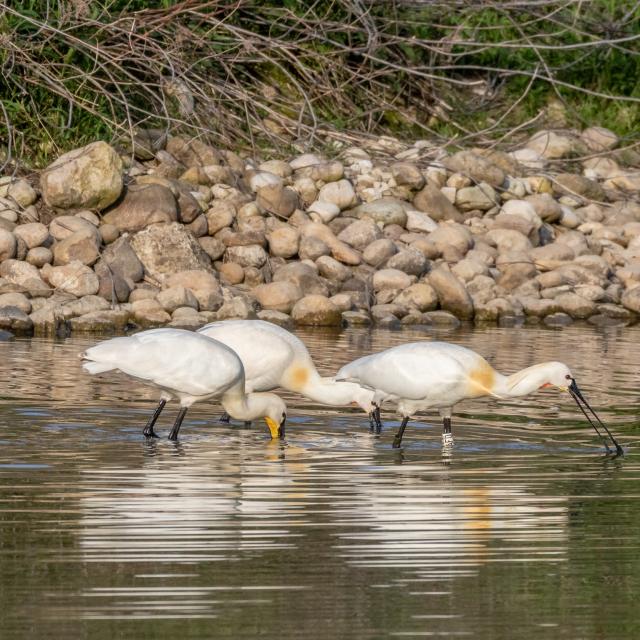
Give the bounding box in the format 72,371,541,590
493,364,555,398
301,376,373,410
221,389,270,422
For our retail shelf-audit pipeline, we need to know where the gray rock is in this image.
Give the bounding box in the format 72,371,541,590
338,219,382,251
373,268,413,291
0,306,33,333
413,184,462,222
49,215,99,242
317,179,357,210
543,312,573,327
53,230,100,266
131,299,172,327
554,292,596,319
393,283,438,312
103,183,178,232
253,281,303,313
428,223,473,255
256,183,299,218
391,162,425,189
164,270,222,311
131,222,212,279
157,286,199,313
0,229,16,262
41,141,123,211
198,236,226,261
256,309,294,328
455,183,497,211
0,329,14,340
316,255,351,281
443,151,505,187
363,238,397,267
349,197,407,226
299,235,331,261
422,310,461,327
0,259,50,295
267,226,299,258
341,310,372,326
225,244,268,268
428,266,474,319
42,261,100,297
386,248,428,276
13,223,49,249
291,295,341,326
0,292,31,314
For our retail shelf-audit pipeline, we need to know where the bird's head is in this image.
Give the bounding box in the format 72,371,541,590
538,362,623,456
538,362,574,391
263,394,287,439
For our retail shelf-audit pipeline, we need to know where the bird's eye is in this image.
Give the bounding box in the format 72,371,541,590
565,374,571,380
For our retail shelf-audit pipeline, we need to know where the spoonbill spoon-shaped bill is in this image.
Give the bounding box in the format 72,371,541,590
81,328,287,441
197,320,379,428
337,341,623,455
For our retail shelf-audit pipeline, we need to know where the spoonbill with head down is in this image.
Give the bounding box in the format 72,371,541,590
197,320,379,427
81,328,287,441
336,341,623,455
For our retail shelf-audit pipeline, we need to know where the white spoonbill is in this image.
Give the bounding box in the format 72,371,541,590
197,320,378,426
336,341,623,455
81,328,287,441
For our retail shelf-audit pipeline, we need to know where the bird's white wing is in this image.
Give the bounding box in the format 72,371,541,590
85,329,244,398
337,341,485,402
198,320,299,391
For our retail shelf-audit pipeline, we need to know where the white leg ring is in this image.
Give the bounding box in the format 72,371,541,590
442,433,454,447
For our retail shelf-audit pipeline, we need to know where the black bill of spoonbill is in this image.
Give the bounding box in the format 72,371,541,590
336,341,623,455
197,320,379,429
81,328,287,441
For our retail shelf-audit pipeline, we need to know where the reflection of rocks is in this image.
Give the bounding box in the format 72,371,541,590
0,125,638,333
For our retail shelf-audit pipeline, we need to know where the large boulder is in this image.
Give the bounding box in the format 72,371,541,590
130,222,212,280
291,295,341,326
40,141,123,210
428,266,474,319
103,183,178,232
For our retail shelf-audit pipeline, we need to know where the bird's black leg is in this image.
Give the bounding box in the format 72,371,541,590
219,412,230,424
168,407,188,441
369,404,383,433
143,399,166,438
374,405,382,434
393,416,410,449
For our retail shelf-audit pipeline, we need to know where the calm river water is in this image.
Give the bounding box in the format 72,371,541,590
0,325,639,639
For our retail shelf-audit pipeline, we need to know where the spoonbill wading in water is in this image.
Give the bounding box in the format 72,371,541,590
197,320,379,428
82,328,287,441
337,341,623,455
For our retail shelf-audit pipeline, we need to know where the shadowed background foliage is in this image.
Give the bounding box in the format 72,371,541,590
0,0,639,167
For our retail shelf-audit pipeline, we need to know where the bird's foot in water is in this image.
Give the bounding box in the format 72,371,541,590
442,433,454,448
218,412,230,424
143,428,159,438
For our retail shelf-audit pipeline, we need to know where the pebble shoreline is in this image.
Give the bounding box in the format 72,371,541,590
1,126,640,339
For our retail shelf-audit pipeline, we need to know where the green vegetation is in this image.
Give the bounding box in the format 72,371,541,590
0,0,638,167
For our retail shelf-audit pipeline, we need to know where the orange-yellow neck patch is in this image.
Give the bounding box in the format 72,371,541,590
467,361,497,397
289,366,310,391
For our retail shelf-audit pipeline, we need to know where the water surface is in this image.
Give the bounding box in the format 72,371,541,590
1,325,639,639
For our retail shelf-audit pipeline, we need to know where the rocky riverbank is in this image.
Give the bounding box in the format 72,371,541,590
1,127,639,337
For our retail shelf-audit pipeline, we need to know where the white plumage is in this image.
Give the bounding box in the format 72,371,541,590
338,340,621,453
82,328,287,441
197,320,377,423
